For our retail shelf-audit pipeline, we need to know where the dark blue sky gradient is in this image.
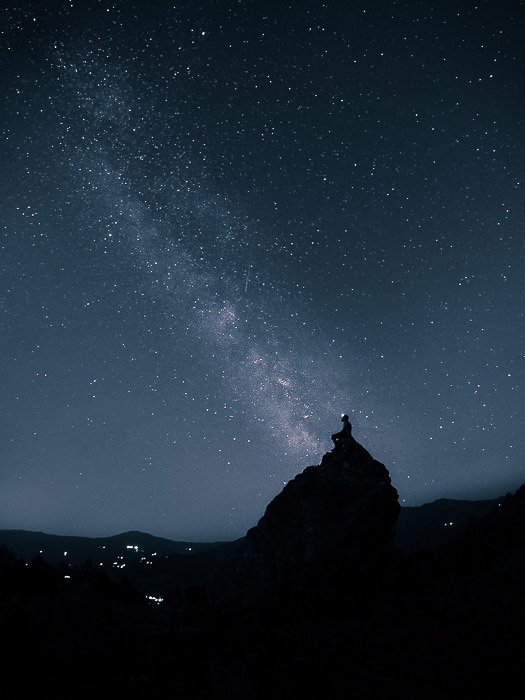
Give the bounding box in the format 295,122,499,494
1,0,523,539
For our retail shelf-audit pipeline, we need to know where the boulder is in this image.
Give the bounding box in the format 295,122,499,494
211,436,400,609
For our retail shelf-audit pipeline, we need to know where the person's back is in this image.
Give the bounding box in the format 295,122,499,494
340,414,352,437
331,414,352,449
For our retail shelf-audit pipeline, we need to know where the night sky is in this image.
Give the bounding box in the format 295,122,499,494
1,0,523,540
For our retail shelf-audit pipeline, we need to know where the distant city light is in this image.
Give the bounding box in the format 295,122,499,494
146,595,164,604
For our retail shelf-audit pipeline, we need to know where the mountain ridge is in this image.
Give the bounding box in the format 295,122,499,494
0,494,506,564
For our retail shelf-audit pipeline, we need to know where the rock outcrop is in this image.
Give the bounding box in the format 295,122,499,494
211,435,400,609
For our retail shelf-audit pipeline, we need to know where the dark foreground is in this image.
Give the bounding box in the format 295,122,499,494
1,486,525,698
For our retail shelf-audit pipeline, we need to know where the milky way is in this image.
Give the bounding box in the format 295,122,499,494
1,1,523,539
57,50,359,457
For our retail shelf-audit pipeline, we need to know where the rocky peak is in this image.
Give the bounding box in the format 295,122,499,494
211,433,400,610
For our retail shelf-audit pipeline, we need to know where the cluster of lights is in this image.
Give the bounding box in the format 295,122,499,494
146,595,164,604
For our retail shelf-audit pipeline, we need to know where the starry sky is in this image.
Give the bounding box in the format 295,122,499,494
1,0,524,540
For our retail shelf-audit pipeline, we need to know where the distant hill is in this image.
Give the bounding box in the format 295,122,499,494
396,496,501,551
0,528,225,564
0,495,505,591
0,529,242,595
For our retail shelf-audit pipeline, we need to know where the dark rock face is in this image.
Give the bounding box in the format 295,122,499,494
211,436,400,609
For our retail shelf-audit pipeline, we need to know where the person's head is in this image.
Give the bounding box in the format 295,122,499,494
341,414,349,423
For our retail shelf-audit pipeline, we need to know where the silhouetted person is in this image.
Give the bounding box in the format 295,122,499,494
331,414,352,450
